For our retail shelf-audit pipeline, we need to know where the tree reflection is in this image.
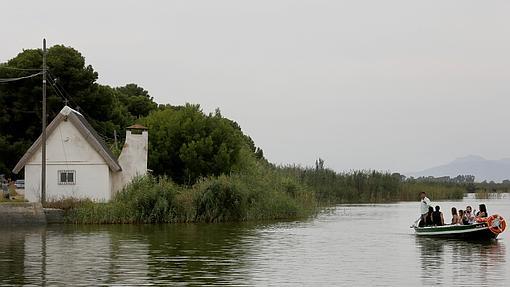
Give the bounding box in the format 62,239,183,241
0,223,258,285
0,228,31,286
142,223,257,285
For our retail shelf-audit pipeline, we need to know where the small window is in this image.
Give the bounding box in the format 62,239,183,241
58,170,76,185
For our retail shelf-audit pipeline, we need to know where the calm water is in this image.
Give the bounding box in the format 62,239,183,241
1,195,509,286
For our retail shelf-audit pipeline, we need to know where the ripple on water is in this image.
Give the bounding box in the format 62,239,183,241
0,196,510,286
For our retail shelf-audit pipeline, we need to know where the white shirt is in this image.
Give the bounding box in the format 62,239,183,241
420,197,432,215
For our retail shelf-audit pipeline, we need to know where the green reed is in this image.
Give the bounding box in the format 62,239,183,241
277,166,465,204
61,159,466,224
65,164,318,224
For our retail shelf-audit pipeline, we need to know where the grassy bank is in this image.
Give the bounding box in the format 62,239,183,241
52,162,467,224
59,162,317,224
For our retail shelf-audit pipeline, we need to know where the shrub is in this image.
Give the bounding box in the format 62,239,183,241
193,176,247,222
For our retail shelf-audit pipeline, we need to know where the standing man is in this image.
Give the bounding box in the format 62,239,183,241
419,192,433,227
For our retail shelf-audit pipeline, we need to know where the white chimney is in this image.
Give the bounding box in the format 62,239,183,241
112,124,148,195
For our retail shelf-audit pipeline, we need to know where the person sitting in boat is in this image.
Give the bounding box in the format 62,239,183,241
465,206,475,224
451,207,461,224
476,204,488,218
461,210,470,225
419,192,433,227
425,206,435,226
432,205,444,226
458,210,466,225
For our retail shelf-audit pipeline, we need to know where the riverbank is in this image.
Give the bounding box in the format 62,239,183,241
50,163,317,224
47,163,466,224
0,202,46,225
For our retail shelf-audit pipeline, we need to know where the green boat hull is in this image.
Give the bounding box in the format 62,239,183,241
414,223,498,240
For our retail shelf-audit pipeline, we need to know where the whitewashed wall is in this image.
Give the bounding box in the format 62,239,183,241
24,164,111,202
24,119,112,202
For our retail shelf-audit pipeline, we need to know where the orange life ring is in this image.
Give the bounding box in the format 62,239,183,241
486,214,507,235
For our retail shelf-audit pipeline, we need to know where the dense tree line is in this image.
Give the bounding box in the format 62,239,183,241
0,45,262,183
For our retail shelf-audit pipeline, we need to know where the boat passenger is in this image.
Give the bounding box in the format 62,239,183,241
425,206,434,226
465,206,475,224
419,192,433,227
476,204,488,218
432,205,444,226
451,207,460,224
461,211,470,225
458,210,465,225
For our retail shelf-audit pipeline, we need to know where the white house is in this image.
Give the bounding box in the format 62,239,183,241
12,106,148,202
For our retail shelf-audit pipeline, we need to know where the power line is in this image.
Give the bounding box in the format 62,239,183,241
0,66,42,71
1,70,106,138
46,71,115,142
0,72,42,83
47,71,75,104
47,77,69,105
47,73,70,104
1,63,116,143
46,77,114,141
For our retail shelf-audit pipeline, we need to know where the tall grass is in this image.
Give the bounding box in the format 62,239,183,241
398,182,465,201
474,190,504,200
62,158,466,224
66,161,317,224
279,165,465,204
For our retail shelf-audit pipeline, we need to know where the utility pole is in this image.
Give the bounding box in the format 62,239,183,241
41,38,47,204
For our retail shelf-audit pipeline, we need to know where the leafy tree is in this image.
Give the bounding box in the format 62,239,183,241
141,104,253,184
114,84,157,118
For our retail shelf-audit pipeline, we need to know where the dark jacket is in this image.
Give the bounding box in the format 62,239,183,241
432,211,443,226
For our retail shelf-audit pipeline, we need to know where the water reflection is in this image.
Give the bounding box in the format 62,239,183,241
0,227,39,286
0,224,257,286
417,237,445,285
19,226,150,286
142,224,255,285
417,237,507,286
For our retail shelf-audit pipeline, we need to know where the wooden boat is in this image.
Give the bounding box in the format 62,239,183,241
413,214,506,240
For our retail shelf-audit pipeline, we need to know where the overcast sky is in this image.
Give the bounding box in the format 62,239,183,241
2,1,510,173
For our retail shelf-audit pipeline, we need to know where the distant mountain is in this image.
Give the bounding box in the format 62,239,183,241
408,155,510,183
